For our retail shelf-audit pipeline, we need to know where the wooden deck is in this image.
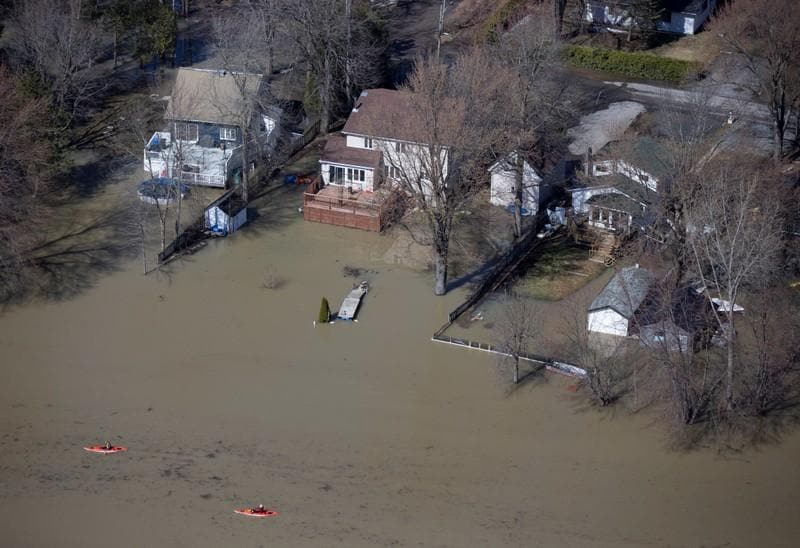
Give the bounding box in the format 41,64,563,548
303,186,397,232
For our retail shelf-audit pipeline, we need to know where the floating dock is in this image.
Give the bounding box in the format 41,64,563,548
337,281,369,320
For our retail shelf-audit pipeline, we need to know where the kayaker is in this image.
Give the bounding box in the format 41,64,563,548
104,441,112,450
255,504,266,514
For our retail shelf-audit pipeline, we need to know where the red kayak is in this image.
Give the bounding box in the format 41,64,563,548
83,445,127,454
234,508,278,517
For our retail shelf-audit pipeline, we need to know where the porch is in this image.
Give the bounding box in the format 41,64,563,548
143,131,235,188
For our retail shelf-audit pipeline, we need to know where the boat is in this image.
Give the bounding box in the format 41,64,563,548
337,281,369,320
234,507,278,517
83,445,127,454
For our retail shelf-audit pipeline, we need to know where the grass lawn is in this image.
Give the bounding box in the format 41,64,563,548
515,235,606,301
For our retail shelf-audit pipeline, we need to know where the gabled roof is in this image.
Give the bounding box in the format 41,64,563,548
166,68,263,126
606,137,670,182
589,266,654,318
488,152,542,179
342,89,419,142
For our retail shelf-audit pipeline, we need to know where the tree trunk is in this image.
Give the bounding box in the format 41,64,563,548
513,357,519,384
160,218,167,253
140,223,147,274
434,248,448,295
513,153,524,239
113,28,118,69
240,133,249,203
726,311,735,412
345,0,352,99
320,52,332,135
774,120,784,165
174,179,182,238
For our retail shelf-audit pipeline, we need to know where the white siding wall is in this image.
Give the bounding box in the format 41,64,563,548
489,168,540,212
587,308,629,336
593,160,658,192
320,161,376,192
205,205,247,234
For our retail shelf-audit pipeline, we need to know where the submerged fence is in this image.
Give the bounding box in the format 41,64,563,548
431,217,586,378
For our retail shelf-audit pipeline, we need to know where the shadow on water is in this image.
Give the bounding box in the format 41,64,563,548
1,208,139,308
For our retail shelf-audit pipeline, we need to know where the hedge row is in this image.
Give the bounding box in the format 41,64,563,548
564,45,700,83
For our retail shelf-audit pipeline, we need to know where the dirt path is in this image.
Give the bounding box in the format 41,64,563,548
1,184,800,547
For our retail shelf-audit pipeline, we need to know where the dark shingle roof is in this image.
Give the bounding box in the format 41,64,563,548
320,134,382,171
589,266,655,318
342,89,418,142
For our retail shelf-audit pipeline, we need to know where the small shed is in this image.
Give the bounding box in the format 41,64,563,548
205,189,247,235
488,153,545,214
587,265,654,336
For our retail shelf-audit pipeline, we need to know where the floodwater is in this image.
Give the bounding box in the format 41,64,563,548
1,185,799,547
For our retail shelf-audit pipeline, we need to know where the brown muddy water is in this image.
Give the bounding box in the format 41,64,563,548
1,184,799,547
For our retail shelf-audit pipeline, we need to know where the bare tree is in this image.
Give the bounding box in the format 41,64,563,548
494,9,573,239
567,321,638,407
713,0,800,164
684,159,784,413
737,287,800,419
495,293,539,384
0,66,54,298
377,49,511,294
281,0,385,133
212,9,274,203
10,0,103,128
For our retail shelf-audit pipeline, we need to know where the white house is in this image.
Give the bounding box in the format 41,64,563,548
585,0,717,36
587,265,654,336
144,68,273,188
319,89,447,194
488,153,545,214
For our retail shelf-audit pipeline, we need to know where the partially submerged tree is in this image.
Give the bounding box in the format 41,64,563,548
684,160,784,413
713,0,800,164
0,66,55,298
495,293,539,384
380,49,510,295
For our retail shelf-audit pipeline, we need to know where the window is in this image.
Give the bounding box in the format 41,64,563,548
364,137,373,149
390,166,400,179
329,165,345,184
175,122,198,142
394,141,408,153
220,127,237,141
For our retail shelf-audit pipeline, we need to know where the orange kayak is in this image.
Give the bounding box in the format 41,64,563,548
234,508,278,517
84,445,127,454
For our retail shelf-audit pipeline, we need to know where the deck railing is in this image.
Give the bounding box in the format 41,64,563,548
179,171,226,187
303,192,383,216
